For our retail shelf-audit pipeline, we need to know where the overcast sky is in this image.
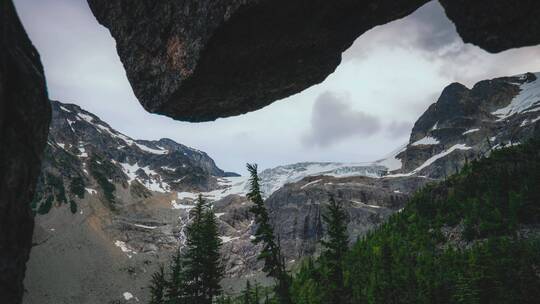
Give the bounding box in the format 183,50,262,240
14,0,540,174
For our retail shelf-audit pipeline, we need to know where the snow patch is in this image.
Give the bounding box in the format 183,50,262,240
171,199,195,209
134,143,168,155
133,223,158,230
219,236,239,243
351,200,382,209
388,144,472,177
85,188,97,195
411,136,440,146
176,176,250,201
114,241,136,258
300,179,322,189
59,105,72,113
66,119,76,132
375,144,406,171
77,113,94,123
119,162,170,193
462,128,480,135
493,73,540,119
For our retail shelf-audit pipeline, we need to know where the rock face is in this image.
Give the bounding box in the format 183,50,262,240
265,175,430,260
440,0,540,53
0,1,51,303
87,0,429,121
87,0,540,122
395,72,540,178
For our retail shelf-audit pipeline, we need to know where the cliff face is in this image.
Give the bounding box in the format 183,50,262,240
397,72,540,178
0,1,51,303
87,0,540,122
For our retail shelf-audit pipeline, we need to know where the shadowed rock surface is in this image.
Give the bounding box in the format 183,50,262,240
87,0,540,122
440,0,540,53
0,1,51,303
87,0,429,121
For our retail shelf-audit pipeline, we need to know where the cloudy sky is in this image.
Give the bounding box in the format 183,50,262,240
14,0,540,174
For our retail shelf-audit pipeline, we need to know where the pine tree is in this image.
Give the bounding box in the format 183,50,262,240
183,195,207,303
182,195,224,304
166,250,186,304
243,280,252,304
149,265,167,304
200,205,224,302
320,195,349,304
246,163,291,304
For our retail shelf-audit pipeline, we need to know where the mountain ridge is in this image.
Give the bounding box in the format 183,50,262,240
23,72,540,302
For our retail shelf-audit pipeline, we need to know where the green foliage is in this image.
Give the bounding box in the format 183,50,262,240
69,199,77,214
89,156,116,208
69,176,85,199
148,195,224,304
149,265,167,304
290,140,540,303
319,195,349,304
37,195,53,215
219,281,274,304
247,163,291,304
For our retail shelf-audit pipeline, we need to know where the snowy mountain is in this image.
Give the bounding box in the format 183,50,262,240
388,72,540,178
257,162,387,197
32,100,238,215
205,70,540,203
239,71,540,273
24,72,540,303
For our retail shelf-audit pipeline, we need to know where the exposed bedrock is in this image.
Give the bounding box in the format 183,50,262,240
0,1,51,303
87,0,429,121
87,0,540,122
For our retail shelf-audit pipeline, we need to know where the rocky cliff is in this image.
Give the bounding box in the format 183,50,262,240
87,0,540,122
0,1,51,303
394,72,540,178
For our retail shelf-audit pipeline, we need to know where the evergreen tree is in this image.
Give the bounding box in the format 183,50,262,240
319,195,349,304
243,280,252,304
183,195,206,303
149,265,167,304
182,194,224,304
151,196,224,304
201,205,224,302
246,163,291,304
166,250,186,304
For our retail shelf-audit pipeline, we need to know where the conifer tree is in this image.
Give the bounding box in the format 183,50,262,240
200,205,224,302
320,195,349,304
183,195,206,303
166,250,186,304
182,194,224,304
243,280,252,304
149,265,167,304
246,163,291,304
